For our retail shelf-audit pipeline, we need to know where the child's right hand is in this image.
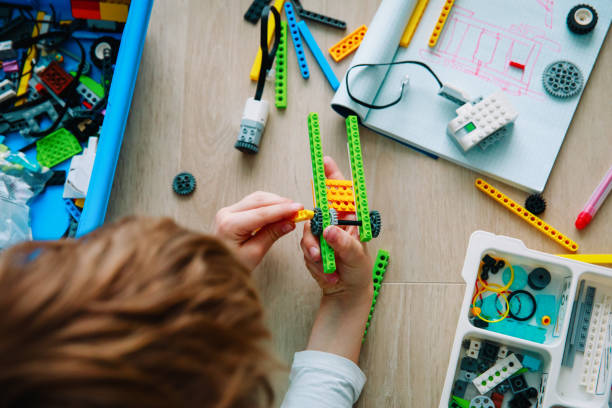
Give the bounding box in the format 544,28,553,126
300,156,373,300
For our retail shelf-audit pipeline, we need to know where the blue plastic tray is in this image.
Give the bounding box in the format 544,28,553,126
2,0,154,238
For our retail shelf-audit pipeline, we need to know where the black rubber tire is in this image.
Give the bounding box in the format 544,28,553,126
567,4,598,34
369,210,381,238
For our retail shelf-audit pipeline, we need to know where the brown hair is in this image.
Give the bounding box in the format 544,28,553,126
0,217,274,408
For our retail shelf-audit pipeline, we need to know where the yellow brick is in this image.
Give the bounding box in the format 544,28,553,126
99,2,129,23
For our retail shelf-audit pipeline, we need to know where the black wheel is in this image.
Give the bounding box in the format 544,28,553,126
90,36,120,68
567,4,598,34
369,210,381,238
311,208,323,236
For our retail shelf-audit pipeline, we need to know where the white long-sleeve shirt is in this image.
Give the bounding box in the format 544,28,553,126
280,350,367,408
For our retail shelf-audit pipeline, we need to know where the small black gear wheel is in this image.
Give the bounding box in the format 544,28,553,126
567,4,598,34
525,193,547,215
542,61,583,98
310,207,323,236
369,210,381,238
172,172,196,196
90,36,120,68
234,140,259,154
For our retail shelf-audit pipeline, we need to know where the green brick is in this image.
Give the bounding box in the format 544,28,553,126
363,249,389,340
307,113,336,274
275,21,288,109
36,128,82,168
346,116,372,241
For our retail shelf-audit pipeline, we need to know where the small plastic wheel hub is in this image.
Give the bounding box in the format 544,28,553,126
575,7,593,25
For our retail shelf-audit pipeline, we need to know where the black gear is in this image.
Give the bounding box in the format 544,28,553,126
525,193,547,215
172,172,196,196
369,210,381,238
542,61,583,98
310,207,323,236
567,4,598,34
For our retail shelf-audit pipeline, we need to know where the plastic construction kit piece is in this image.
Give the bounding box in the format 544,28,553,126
64,198,82,222
0,79,16,103
172,172,196,196
451,396,470,408
486,319,547,344
275,21,288,109
329,25,367,62
542,61,583,98
297,7,346,30
447,92,518,152
325,179,356,212
36,128,82,168
580,296,611,393
567,4,598,34
244,0,271,24
310,207,323,236
576,286,596,351
64,137,97,199
469,396,494,408
292,209,314,222
399,0,429,47
364,249,389,338
473,354,522,394
509,61,526,70
284,2,309,79
527,267,551,290
467,339,481,359
453,380,467,398
346,115,372,241
250,0,285,81
369,210,381,238
307,113,336,274
236,97,269,154
1,100,59,136
99,1,129,22
428,0,455,47
38,61,73,96
475,179,579,252
297,20,340,90
525,193,546,215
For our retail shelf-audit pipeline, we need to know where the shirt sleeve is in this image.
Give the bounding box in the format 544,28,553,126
280,350,367,408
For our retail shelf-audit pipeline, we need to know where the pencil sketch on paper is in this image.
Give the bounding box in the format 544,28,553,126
420,6,561,98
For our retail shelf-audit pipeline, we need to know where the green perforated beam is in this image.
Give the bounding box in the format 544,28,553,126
275,21,288,109
346,115,372,241
307,113,336,274
363,249,389,340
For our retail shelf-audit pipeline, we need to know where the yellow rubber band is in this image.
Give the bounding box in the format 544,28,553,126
471,287,510,323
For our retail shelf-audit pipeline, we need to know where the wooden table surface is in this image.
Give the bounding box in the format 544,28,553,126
107,1,612,406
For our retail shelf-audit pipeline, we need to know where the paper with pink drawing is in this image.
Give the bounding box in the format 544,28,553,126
331,0,611,193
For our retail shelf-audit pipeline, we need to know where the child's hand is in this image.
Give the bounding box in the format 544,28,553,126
300,157,373,300
215,191,303,270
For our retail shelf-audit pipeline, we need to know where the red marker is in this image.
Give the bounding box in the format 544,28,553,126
575,165,612,229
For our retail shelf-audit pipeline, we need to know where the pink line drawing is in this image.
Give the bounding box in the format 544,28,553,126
420,6,561,99
536,0,554,29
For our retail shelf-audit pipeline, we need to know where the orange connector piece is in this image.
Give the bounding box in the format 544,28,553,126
293,209,315,223
428,0,454,47
326,179,355,212
328,25,367,62
475,178,579,252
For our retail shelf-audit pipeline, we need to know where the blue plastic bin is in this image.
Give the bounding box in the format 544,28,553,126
2,0,154,238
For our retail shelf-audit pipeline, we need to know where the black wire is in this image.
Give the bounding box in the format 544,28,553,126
254,6,280,101
345,60,443,110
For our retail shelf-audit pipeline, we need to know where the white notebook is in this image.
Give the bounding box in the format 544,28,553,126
331,0,611,193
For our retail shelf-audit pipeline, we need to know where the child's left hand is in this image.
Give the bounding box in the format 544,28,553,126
214,191,303,270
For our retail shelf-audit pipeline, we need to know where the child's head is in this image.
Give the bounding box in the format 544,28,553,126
0,217,274,408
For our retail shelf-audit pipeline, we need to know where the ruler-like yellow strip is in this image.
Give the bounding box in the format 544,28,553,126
556,254,612,264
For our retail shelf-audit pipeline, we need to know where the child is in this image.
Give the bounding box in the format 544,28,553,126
0,157,373,408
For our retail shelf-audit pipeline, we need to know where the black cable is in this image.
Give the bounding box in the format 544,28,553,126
254,5,280,101
345,60,443,110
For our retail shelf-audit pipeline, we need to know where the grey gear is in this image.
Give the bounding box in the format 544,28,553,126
310,207,323,236
542,61,583,98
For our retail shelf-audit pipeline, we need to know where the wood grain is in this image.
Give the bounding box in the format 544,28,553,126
107,1,612,406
